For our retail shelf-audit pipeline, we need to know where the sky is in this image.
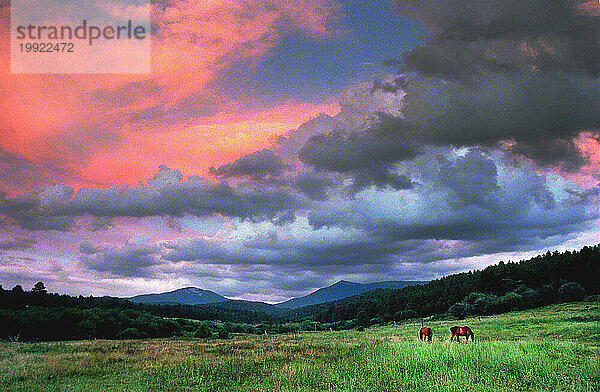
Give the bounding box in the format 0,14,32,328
0,0,599,303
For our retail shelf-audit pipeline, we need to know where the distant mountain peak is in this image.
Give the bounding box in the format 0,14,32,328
276,280,424,309
333,280,360,287
127,286,227,305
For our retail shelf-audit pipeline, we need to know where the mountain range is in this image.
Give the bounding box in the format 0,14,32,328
275,280,423,309
126,280,424,308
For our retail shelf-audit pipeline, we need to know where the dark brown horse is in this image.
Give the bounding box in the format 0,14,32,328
450,326,474,342
420,327,433,341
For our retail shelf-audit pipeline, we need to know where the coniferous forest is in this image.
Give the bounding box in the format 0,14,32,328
0,244,598,341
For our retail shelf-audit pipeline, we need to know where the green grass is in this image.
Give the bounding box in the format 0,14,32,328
0,301,597,391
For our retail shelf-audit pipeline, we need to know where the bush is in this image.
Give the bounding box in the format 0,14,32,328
195,323,212,339
402,310,418,320
118,328,149,339
370,317,384,326
217,329,229,339
514,285,538,308
536,284,556,305
357,310,369,327
448,302,468,319
499,292,522,311
558,282,585,302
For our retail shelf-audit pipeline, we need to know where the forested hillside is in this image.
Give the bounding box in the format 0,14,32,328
292,245,599,323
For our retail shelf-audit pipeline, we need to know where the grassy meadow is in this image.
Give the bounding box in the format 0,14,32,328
0,300,597,392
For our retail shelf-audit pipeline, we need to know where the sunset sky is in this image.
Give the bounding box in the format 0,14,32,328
0,0,599,302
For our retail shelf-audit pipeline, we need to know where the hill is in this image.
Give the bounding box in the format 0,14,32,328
276,280,423,309
127,287,227,305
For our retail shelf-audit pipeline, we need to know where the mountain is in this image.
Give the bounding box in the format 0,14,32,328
276,280,424,309
127,287,228,305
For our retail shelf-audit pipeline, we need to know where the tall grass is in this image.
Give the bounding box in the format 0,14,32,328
0,301,597,392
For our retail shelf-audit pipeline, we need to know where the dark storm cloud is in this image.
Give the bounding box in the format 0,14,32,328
299,113,418,191
387,0,600,170
0,191,73,231
396,0,599,77
79,241,162,277
300,114,416,171
402,72,600,147
292,171,332,200
506,138,591,173
61,150,596,291
0,166,303,230
436,149,502,209
307,150,591,242
209,149,290,179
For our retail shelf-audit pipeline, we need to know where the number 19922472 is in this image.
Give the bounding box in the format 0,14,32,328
18,43,74,53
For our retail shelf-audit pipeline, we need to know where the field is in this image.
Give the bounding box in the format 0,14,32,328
0,301,597,392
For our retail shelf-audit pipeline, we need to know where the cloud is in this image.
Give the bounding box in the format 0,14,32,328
210,149,290,179
307,149,593,243
400,72,600,171
79,241,162,277
0,237,36,252
0,166,303,230
384,0,600,170
299,114,417,191
158,151,594,268
0,147,111,194
292,171,333,200
395,0,599,77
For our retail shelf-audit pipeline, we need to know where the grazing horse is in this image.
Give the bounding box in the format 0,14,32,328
419,327,433,341
450,326,474,342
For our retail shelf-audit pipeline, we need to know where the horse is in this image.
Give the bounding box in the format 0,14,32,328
450,326,474,342
419,327,433,341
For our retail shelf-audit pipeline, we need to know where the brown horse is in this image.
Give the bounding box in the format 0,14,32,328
450,326,474,342
420,327,433,341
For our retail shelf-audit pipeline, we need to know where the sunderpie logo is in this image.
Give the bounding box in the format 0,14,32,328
10,0,151,74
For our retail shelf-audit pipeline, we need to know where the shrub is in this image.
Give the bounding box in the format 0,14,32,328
195,323,212,339
448,302,468,319
499,292,522,311
118,328,149,339
370,317,384,326
558,282,585,302
357,310,369,326
536,284,556,305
